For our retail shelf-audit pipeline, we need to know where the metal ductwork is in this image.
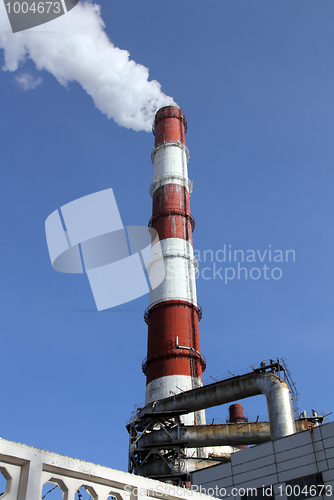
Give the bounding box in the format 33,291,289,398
137,370,295,441
137,422,271,449
135,419,310,452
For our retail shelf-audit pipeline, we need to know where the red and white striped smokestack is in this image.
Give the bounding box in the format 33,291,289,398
143,106,206,425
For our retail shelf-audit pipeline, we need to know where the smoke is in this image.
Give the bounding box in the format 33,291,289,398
15,72,43,91
0,1,176,132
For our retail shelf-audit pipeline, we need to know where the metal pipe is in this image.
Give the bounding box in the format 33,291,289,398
137,419,309,450
138,422,271,449
137,457,222,478
137,372,295,440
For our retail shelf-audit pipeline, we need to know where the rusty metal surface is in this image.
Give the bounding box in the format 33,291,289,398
138,422,272,449
295,419,314,432
229,403,246,422
137,457,223,479
154,106,187,147
137,419,317,450
137,371,295,440
138,372,286,416
145,300,203,383
128,411,314,480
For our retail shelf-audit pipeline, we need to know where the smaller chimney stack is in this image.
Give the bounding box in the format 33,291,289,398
229,404,248,449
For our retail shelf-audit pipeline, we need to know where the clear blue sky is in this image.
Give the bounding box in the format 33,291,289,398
0,0,333,473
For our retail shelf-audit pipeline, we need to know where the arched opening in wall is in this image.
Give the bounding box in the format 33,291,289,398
41,483,63,499
0,471,7,496
76,485,97,500
0,467,11,497
107,492,121,500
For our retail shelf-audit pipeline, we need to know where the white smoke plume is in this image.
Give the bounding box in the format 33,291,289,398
0,1,176,132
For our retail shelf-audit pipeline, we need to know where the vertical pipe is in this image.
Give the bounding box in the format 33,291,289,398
229,404,248,449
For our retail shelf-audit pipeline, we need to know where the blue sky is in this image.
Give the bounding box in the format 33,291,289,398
0,0,334,473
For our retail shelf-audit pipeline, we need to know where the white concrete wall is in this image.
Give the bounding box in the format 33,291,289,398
0,436,213,500
191,421,334,500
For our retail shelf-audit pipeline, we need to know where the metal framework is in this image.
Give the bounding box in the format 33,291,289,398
128,359,291,482
127,412,231,483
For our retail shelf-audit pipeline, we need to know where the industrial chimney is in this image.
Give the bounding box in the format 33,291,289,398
143,106,206,426
128,108,297,482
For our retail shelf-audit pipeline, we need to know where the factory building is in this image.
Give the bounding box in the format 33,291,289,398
191,421,334,500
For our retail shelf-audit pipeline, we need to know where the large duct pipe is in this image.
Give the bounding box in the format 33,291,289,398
137,457,222,479
138,422,271,449
136,419,309,450
137,371,295,440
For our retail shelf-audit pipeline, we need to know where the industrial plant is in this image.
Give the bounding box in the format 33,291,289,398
126,105,334,492
0,106,333,499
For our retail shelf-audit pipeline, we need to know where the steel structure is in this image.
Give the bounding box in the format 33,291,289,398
128,360,301,481
137,361,296,440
